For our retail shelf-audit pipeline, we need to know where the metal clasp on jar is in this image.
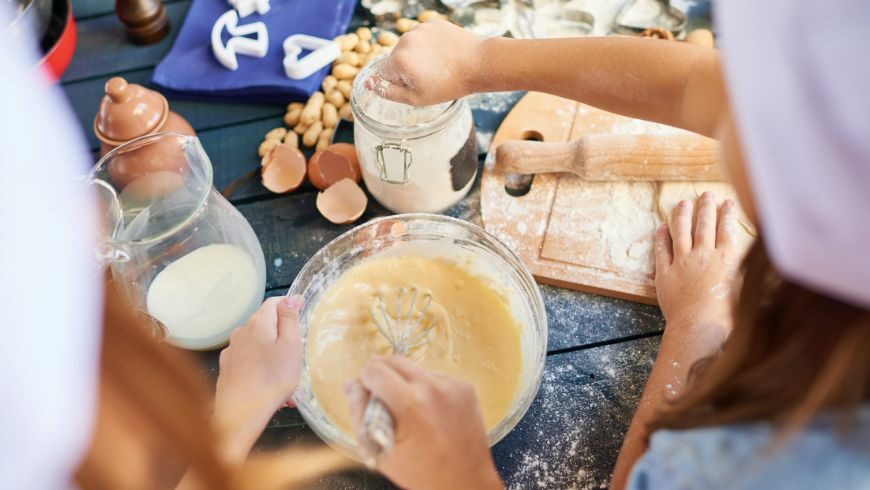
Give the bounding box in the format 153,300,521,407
375,141,413,184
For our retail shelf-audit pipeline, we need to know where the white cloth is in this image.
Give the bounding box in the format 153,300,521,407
716,0,870,308
0,5,102,489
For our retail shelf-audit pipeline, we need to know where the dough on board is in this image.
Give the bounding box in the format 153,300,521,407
657,182,757,255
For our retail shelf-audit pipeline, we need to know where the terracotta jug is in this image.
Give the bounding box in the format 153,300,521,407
94,77,194,156
94,77,196,187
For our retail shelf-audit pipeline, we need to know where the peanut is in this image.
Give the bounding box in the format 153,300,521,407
332,63,359,80
338,103,353,121
265,127,287,141
336,51,360,66
316,128,334,151
356,27,372,42
294,121,309,135
684,28,714,48
336,80,352,99
325,89,345,108
396,18,419,33
284,103,303,127
283,131,298,147
417,10,442,22
301,91,325,125
377,31,399,47
337,33,359,52
321,75,338,93
355,40,372,54
258,138,280,157
302,121,323,147
322,102,338,129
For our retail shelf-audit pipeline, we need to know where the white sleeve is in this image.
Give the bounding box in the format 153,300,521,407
0,5,102,489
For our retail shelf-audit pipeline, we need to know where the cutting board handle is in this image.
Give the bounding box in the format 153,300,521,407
496,133,725,181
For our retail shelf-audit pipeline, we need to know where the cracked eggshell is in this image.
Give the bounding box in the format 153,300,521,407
316,178,367,224
261,144,306,193
324,143,361,180
307,149,358,190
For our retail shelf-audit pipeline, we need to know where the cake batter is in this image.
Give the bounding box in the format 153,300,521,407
306,255,523,435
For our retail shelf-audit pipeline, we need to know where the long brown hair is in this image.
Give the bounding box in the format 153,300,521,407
649,239,870,434
76,282,355,489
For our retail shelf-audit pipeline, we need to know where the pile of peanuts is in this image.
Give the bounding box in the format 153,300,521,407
257,10,449,158
258,27,401,157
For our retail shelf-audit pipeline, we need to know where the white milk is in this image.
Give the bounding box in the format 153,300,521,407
146,243,264,350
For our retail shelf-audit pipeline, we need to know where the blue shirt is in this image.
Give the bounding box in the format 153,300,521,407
628,407,870,489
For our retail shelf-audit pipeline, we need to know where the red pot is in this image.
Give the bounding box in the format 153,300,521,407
39,0,76,81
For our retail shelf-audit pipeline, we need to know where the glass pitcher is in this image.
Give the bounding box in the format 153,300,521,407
90,132,266,350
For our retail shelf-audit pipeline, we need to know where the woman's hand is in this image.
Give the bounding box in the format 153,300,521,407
346,356,502,490
373,19,486,106
655,192,741,335
214,295,304,462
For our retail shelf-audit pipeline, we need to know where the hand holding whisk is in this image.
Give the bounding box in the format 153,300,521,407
357,287,437,467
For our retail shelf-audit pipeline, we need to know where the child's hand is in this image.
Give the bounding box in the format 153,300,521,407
373,19,485,107
213,296,304,462
655,192,741,333
346,356,502,490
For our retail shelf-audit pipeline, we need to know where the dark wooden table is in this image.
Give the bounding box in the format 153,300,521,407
61,2,664,487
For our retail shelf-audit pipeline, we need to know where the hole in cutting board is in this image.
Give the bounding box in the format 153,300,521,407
520,130,544,142
503,131,545,197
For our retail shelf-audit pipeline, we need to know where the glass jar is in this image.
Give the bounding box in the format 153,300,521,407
90,132,266,350
351,58,478,213
289,214,548,461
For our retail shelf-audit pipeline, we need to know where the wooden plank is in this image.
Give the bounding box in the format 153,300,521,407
493,337,658,489
256,426,392,488
201,116,287,199
239,191,392,291
542,284,663,352
62,68,286,152
74,0,185,20
63,1,190,83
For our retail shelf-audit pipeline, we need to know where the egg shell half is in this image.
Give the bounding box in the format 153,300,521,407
261,144,307,193
316,178,368,224
308,150,357,190
324,143,361,180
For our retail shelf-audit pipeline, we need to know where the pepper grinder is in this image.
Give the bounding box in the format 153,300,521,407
116,0,170,45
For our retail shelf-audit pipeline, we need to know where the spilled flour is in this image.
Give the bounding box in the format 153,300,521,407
596,184,659,275
497,337,660,489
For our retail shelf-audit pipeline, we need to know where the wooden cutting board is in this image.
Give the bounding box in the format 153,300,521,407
481,92,731,304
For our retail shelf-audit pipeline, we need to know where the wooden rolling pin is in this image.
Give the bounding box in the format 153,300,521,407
495,133,724,181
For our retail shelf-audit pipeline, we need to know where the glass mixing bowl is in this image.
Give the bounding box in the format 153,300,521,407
289,214,548,460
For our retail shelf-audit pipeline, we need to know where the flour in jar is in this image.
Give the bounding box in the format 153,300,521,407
353,74,477,213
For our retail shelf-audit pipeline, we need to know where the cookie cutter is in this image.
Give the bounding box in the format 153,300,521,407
282,34,340,80
211,9,269,71
228,0,270,18
614,0,687,37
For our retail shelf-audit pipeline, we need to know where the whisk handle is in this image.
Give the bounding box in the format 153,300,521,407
358,394,395,468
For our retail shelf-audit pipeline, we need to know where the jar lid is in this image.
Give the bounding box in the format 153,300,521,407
93,77,168,146
351,57,463,140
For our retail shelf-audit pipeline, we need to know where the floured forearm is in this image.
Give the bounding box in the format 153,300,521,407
609,319,728,489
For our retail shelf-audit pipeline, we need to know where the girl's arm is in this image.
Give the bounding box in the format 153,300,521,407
611,194,741,489
376,20,728,137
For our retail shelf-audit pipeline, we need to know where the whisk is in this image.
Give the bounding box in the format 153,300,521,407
358,287,437,467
